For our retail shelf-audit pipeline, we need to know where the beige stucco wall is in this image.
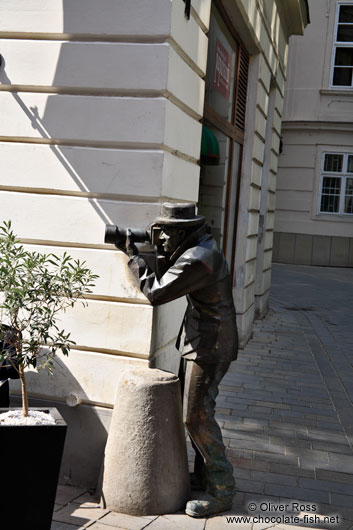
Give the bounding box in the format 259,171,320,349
0,0,307,485
275,0,353,266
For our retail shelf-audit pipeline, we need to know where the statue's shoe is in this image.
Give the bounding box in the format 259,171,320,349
185,494,233,518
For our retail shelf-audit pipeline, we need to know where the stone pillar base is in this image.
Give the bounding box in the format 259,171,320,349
101,366,190,515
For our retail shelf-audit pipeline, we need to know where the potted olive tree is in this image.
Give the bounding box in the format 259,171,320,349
0,220,98,530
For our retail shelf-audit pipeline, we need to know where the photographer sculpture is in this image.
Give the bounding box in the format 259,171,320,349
107,202,238,517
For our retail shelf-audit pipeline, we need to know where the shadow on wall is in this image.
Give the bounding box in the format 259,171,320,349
10,355,111,488
0,64,117,226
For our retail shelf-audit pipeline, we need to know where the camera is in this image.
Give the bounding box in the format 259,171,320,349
104,225,151,248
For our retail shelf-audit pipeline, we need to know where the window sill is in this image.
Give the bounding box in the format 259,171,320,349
315,212,353,221
320,89,353,96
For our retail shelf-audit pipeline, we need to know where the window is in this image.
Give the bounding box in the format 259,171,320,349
331,3,353,87
319,153,353,214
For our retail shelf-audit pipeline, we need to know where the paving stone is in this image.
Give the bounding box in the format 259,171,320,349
264,426,304,438
275,522,344,530
51,522,81,530
298,430,347,444
298,477,353,495
227,448,254,461
269,421,308,433
55,485,88,505
254,451,299,466
72,492,100,506
233,468,251,479
248,406,273,414
205,514,252,529
305,413,341,423
256,401,291,410
144,513,205,530
269,463,315,478
252,523,280,530
242,417,269,426
227,404,249,411
243,411,287,423
98,512,158,529
327,453,353,473
269,436,311,449
87,524,130,530
235,479,264,494
283,397,331,407
222,429,269,443
215,408,232,415
231,457,270,472
264,484,330,504
229,438,285,454
53,504,109,527
242,493,280,511
311,441,353,455
250,471,298,486
219,385,244,392
315,469,353,484
217,413,244,423
285,447,329,461
223,422,264,434
331,493,353,508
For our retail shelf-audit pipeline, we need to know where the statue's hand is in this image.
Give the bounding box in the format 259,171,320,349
126,229,139,258
116,240,127,253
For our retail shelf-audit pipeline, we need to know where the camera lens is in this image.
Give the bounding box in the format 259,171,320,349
104,225,119,245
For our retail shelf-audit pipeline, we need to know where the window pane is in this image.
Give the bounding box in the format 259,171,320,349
344,196,353,213
324,154,343,172
320,177,341,213
348,155,353,172
321,194,340,212
346,178,353,194
337,24,353,42
339,5,353,23
322,177,341,193
205,7,238,122
335,47,353,65
333,66,352,85
345,178,353,213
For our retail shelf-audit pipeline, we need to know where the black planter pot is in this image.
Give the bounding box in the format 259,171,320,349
0,407,67,530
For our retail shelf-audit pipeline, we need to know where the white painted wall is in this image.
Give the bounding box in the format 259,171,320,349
276,0,353,242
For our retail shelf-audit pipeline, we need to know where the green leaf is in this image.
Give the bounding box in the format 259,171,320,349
0,219,99,407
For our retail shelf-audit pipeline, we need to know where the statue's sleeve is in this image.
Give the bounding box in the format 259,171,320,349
128,253,210,306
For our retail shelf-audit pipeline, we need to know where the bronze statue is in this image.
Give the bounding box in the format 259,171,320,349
107,203,238,517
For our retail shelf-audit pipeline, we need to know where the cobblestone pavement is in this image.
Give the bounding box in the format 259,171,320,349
52,264,353,530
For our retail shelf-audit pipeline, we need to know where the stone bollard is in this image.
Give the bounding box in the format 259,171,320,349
101,365,190,515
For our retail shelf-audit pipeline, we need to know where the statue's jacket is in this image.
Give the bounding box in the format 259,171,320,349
128,226,238,364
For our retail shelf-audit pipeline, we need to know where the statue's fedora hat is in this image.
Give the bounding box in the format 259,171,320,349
155,203,205,227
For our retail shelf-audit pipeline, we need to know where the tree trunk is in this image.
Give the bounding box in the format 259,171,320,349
19,365,28,417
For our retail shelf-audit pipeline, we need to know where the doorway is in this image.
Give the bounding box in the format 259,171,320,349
198,1,249,280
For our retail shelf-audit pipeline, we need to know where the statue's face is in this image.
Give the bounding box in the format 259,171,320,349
159,227,185,255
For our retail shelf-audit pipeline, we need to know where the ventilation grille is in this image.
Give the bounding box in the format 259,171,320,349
235,48,249,131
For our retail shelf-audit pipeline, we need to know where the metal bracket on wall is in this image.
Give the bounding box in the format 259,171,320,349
183,0,191,19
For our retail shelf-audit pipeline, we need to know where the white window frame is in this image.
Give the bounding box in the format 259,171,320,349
318,152,353,215
330,2,353,88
